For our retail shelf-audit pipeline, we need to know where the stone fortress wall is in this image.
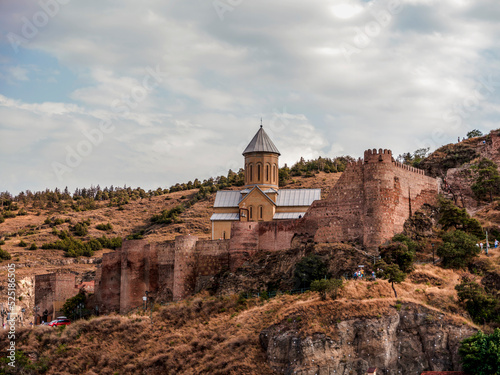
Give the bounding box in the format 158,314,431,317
94,148,440,312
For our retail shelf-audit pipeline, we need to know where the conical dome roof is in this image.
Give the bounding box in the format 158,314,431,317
242,126,280,155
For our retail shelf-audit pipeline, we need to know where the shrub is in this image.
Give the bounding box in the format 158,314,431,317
29,243,37,250
126,231,144,240
0,216,4,224
459,329,500,375
471,158,500,202
18,240,27,247
438,230,480,269
438,197,483,237
293,255,328,288
455,279,498,324
17,208,27,216
0,248,11,261
2,211,16,218
72,220,90,236
310,278,343,300
96,223,113,231
151,205,184,224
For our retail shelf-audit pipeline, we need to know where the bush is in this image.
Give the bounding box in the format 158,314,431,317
438,230,480,269
126,231,144,240
0,216,4,224
18,240,27,247
61,292,86,321
72,220,90,236
0,248,11,261
96,223,113,231
471,158,500,202
2,211,16,218
459,329,500,375
311,278,343,300
294,255,328,288
29,243,37,250
438,197,483,237
17,208,27,216
455,279,498,324
151,205,184,224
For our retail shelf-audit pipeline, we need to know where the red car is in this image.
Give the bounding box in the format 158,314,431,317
48,317,71,327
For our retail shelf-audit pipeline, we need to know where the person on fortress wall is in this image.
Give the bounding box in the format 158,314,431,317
495,239,499,248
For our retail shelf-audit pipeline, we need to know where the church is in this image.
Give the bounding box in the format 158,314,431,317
210,125,321,239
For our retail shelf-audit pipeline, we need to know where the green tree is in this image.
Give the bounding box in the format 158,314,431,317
294,255,328,288
438,197,483,237
379,234,418,273
377,261,406,298
455,279,498,324
459,329,500,375
62,292,86,321
438,230,480,269
471,158,500,202
310,278,343,300
467,129,483,139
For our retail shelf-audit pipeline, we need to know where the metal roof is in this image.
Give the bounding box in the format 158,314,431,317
273,212,306,220
213,191,242,207
210,213,240,221
242,126,280,155
276,189,321,206
214,188,320,208
263,188,278,193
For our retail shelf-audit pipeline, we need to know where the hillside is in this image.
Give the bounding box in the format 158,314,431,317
0,259,490,375
1,131,500,374
0,171,343,324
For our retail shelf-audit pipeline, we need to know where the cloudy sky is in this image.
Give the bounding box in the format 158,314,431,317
1,0,499,194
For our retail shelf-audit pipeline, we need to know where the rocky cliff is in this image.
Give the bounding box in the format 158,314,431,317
260,301,477,375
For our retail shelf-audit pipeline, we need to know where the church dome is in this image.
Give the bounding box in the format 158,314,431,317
242,126,280,155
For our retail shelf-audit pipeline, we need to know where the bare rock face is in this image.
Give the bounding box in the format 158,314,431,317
214,243,372,295
260,302,476,375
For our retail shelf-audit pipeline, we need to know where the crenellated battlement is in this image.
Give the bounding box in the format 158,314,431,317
392,161,426,175
364,148,393,163
345,149,428,176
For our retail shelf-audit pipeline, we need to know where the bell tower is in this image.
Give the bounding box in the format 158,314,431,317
242,124,280,190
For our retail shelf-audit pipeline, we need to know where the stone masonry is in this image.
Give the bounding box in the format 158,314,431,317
95,148,439,312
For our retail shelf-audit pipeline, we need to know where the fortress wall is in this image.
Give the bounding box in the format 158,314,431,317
98,252,121,313
228,222,260,271
172,235,198,300
257,220,298,251
157,241,176,301
119,240,158,313
195,239,230,276
362,151,439,251
35,273,77,320
308,160,365,244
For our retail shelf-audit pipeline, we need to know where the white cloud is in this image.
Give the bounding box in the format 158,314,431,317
0,0,500,193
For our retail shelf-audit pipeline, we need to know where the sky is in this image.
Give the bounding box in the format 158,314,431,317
1,0,499,195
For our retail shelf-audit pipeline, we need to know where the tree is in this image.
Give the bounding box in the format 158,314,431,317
379,234,418,273
455,279,498,324
471,158,500,202
467,129,483,139
294,255,328,288
377,261,406,298
438,197,483,237
310,278,343,300
62,292,86,321
438,230,480,269
459,329,500,375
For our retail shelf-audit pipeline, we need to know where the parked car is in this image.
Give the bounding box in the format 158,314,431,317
48,318,71,327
